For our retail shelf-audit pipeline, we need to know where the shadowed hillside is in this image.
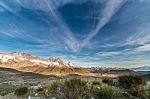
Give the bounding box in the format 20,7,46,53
0,67,56,86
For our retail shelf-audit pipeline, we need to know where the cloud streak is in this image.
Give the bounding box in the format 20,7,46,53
0,0,78,52
96,51,122,57
81,0,126,49
13,0,80,52
43,0,80,52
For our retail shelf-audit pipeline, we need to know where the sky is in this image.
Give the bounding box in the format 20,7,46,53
0,0,150,68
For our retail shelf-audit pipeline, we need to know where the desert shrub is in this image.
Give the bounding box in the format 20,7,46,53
0,84,16,96
46,81,60,96
42,81,62,98
14,86,28,96
102,78,113,86
118,74,146,88
59,78,90,99
92,84,123,99
145,86,150,98
118,74,146,97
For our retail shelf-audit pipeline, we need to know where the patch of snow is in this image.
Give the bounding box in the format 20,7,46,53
30,59,51,66
51,61,60,66
0,54,14,62
68,61,75,67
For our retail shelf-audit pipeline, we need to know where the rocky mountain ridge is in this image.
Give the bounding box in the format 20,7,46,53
0,52,97,77
0,52,75,68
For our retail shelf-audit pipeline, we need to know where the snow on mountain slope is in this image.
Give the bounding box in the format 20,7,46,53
30,59,51,66
0,52,75,68
0,54,14,62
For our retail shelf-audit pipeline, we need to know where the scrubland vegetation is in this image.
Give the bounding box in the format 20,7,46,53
1,74,150,99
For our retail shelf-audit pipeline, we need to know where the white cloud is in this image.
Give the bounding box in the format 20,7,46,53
124,23,150,53
126,22,150,45
96,51,122,57
134,44,150,52
127,36,150,45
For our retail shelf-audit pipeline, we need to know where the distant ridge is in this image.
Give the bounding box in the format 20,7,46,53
131,66,150,71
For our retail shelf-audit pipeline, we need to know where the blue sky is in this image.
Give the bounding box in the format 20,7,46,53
0,0,150,68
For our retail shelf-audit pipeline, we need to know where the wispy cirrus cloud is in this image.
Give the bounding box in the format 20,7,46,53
0,0,80,52
43,0,80,52
81,0,126,49
134,44,150,52
127,35,150,45
0,0,127,52
0,4,5,12
126,23,150,45
96,51,122,57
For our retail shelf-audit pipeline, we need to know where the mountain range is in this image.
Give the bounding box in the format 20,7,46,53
0,52,96,76
0,52,140,77
0,52,74,67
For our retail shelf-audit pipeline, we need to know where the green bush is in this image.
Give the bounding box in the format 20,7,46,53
92,84,123,99
118,74,146,89
102,78,113,86
118,74,146,97
146,86,150,98
14,86,28,96
64,78,87,89
46,81,60,96
60,78,90,99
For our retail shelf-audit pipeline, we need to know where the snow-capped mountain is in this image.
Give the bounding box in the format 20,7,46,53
0,52,75,67
0,52,95,77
